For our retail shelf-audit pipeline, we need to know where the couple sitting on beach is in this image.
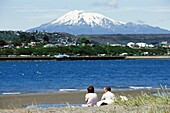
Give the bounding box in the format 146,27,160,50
82,86,115,107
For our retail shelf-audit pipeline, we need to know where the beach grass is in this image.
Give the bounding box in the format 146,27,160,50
25,91,170,113
114,90,170,113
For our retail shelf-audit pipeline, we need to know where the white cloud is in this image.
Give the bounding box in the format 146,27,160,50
105,0,118,8
92,0,118,8
118,6,170,13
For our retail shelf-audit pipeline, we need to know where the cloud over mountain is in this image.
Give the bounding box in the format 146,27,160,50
105,0,118,8
92,0,118,8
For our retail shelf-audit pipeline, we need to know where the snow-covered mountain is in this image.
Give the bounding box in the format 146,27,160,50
28,10,170,34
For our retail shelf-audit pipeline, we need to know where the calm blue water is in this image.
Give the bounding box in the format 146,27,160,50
0,60,169,95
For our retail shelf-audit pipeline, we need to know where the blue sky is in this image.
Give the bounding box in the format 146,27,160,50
0,0,170,31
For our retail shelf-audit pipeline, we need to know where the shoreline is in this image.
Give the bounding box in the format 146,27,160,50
125,56,170,59
0,89,169,109
0,56,125,61
0,56,170,61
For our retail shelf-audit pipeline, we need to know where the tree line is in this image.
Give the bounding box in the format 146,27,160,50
0,45,167,56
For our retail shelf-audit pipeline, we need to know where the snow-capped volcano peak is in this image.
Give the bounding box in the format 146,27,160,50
51,10,125,27
28,10,170,34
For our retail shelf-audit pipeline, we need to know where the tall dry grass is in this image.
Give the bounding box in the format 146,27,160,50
114,89,170,113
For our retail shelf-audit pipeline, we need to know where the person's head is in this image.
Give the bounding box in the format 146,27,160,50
104,87,111,93
87,86,94,93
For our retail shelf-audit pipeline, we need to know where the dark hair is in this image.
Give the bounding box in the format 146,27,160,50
87,86,94,93
105,87,111,91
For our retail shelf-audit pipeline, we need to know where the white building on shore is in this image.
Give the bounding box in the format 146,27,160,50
127,42,154,48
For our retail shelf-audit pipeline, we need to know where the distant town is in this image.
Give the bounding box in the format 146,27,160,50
0,31,170,58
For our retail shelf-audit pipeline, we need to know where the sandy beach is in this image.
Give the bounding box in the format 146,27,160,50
0,90,170,113
0,90,166,109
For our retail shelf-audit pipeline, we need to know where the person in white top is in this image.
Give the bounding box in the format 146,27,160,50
82,86,98,107
97,87,115,106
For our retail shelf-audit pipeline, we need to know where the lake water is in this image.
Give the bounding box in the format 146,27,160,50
0,60,169,95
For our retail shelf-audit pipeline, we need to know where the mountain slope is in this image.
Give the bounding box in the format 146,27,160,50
28,10,170,34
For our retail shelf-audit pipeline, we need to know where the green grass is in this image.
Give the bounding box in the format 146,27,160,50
114,90,170,113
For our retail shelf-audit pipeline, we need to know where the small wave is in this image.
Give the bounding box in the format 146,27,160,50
2,92,21,95
129,86,153,90
59,89,78,92
153,92,170,97
111,86,131,90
